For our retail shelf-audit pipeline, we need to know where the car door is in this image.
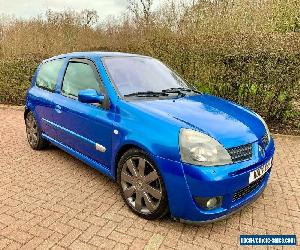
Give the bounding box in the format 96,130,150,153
52,58,114,168
31,58,65,139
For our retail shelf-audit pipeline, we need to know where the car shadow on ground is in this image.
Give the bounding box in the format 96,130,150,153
46,143,247,228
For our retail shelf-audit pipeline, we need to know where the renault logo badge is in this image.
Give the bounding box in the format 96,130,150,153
258,145,265,158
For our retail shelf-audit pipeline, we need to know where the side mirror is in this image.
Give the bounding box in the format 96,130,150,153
78,89,105,104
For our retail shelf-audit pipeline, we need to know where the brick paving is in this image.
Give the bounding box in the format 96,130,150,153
0,106,299,249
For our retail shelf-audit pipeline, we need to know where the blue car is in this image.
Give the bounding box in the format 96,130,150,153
25,52,275,223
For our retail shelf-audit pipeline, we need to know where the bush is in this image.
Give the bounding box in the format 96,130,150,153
208,53,300,123
0,57,42,105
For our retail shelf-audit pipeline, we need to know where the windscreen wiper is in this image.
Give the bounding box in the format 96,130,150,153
162,87,201,96
124,91,169,97
161,87,192,96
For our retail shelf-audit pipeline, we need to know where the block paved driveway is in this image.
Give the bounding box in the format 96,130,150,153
0,106,299,250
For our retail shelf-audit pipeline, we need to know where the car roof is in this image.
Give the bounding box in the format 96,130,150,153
43,51,148,63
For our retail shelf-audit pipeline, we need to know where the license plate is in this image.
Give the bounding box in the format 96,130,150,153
249,159,272,184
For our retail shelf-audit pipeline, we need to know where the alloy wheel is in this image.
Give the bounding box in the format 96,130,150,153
120,156,162,214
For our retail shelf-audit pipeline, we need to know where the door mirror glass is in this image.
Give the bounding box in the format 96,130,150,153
78,89,104,104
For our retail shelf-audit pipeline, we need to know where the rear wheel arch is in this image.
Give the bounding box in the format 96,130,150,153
25,111,49,150
24,107,30,121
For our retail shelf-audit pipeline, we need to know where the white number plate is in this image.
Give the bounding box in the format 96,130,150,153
249,159,272,184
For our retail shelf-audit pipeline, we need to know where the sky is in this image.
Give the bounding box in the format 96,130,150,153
0,0,128,21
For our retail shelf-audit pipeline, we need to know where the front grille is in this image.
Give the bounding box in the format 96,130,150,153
227,143,253,163
232,177,264,202
262,133,269,148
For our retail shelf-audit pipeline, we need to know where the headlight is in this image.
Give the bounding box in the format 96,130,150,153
179,129,232,166
256,113,271,142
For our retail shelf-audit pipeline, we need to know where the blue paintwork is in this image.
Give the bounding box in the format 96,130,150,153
25,51,275,222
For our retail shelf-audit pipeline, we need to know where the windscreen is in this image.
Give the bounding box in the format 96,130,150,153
102,56,189,96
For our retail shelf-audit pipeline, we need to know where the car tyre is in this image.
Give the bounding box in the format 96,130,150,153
25,112,49,150
118,148,169,220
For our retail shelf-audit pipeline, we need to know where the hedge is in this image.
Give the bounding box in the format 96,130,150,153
0,52,299,128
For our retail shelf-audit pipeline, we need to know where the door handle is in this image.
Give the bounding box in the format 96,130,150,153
55,105,62,113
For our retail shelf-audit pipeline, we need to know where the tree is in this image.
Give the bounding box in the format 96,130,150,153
128,0,154,24
81,9,99,27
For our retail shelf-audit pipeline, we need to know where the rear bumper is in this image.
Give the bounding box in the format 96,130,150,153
154,138,275,222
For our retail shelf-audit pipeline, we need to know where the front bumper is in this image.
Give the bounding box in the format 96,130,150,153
154,138,275,222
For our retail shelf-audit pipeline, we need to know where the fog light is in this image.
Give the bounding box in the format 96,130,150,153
206,197,218,209
194,196,223,210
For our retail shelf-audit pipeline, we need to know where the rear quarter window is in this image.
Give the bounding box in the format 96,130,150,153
36,59,64,91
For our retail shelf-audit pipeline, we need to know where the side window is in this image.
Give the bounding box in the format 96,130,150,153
62,61,101,97
36,59,64,91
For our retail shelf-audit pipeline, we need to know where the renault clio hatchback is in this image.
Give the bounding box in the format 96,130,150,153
25,52,275,222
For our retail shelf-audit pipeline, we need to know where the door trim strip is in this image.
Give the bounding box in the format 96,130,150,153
42,118,106,151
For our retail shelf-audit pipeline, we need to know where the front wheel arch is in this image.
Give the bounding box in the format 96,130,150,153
114,143,152,180
115,144,144,180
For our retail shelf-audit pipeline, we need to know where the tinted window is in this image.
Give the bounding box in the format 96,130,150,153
103,56,188,96
36,59,64,91
62,62,101,97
